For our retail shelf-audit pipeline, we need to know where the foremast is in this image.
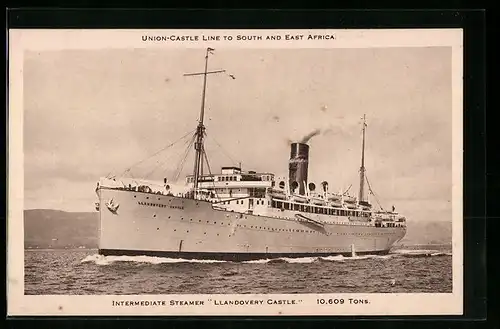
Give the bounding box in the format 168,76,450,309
183,47,228,199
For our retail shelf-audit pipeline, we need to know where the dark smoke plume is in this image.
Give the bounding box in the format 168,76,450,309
300,129,321,143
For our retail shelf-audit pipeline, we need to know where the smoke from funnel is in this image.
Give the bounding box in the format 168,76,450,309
300,129,321,143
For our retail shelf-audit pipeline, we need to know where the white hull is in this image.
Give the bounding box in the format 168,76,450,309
98,188,406,260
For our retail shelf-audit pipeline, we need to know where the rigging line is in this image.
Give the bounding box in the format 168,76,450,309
170,132,194,179
202,145,221,201
208,135,238,166
342,184,352,196
365,173,384,211
124,170,135,180
174,146,193,183
174,133,196,182
119,128,196,175
174,132,196,180
143,135,194,179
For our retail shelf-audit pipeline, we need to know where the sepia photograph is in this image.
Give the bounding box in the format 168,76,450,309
8,28,463,316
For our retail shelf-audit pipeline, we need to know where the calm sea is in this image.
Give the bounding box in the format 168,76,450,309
24,245,452,295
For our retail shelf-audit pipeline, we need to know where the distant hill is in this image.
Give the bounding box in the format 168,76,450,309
23,209,452,249
396,220,452,246
24,209,98,249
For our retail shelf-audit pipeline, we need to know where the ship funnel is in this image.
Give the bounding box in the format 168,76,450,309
288,142,309,195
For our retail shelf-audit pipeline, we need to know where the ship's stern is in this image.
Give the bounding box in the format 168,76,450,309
95,182,104,254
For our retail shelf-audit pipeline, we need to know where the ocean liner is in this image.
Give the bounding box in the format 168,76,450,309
95,48,407,261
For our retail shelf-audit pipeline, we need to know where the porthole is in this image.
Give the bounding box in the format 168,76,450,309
156,227,159,230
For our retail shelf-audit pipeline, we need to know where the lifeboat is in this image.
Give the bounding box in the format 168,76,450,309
269,188,287,200
329,201,342,208
343,195,356,203
327,193,341,202
290,193,308,203
310,198,326,206
345,203,357,209
309,195,326,206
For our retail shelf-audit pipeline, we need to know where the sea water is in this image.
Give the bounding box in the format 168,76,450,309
24,245,452,295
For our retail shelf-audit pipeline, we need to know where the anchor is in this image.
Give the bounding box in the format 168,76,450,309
106,198,120,214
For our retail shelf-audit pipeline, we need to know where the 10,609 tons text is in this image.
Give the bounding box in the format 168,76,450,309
316,298,369,305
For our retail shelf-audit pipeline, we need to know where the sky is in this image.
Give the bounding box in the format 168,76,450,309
23,46,453,222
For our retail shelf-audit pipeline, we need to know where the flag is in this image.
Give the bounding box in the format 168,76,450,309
207,47,215,54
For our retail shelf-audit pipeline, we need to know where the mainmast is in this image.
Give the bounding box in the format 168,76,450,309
183,48,228,199
358,114,367,202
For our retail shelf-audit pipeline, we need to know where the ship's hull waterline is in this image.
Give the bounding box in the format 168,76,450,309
98,249,392,261
98,188,406,261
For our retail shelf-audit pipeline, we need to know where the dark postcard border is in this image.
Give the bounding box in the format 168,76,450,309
5,8,488,327
5,9,483,29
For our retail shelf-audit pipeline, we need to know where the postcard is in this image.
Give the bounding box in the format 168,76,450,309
8,28,463,316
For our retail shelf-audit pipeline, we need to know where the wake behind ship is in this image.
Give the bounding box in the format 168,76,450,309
95,48,407,261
